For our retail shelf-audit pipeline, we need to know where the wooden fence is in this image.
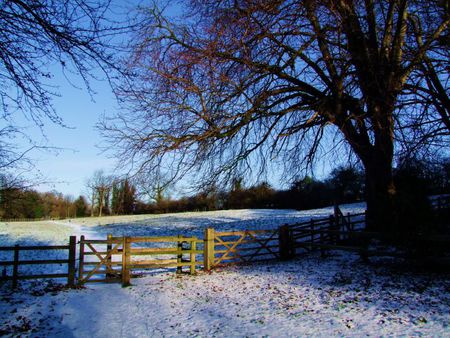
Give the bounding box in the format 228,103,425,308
0,236,76,288
78,235,202,286
0,208,370,288
288,211,367,256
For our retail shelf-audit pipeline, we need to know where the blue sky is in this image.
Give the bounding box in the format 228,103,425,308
19,1,174,198
23,72,117,198
13,0,183,198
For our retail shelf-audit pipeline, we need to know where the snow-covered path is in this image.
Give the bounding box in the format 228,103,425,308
1,252,449,337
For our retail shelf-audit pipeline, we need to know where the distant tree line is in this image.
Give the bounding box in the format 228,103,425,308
1,158,448,220
136,157,449,215
0,177,89,219
154,158,449,214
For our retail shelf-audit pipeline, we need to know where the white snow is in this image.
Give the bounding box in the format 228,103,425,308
1,203,449,337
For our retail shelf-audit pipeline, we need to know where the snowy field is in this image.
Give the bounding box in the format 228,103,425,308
1,204,449,337
0,203,366,246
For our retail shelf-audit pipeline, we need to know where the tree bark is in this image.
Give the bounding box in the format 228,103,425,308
364,156,397,233
98,189,104,217
90,191,95,217
339,102,397,234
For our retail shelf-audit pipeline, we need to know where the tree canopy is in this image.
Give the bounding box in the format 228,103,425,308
101,0,448,231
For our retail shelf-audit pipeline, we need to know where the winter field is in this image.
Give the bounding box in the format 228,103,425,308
0,204,449,337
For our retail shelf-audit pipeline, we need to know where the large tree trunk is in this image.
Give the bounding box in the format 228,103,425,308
364,156,397,233
341,102,397,234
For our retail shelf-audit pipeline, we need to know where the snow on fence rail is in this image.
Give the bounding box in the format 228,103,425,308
0,236,76,288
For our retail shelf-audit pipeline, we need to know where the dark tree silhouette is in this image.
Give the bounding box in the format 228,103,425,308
101,0,449,232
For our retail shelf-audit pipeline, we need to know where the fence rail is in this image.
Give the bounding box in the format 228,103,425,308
0,236,76,288
1,206,373,288
78,235,200,286
207,229,280,267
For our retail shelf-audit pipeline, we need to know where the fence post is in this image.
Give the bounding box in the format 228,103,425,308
122,237,131,287
177,235,183,274
12,245,19,288
190,238,197,275
279,225,293,260
204,228,215,271
67,236,76,287
78,235,85,284
364,210,368,228
329,215,335,243
106,233,113,278
309,219,314,251
320,231,325,257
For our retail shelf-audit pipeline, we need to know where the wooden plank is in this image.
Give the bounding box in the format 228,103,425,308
84,251,123,255
176,235,183,274
213,238,277,246
132,259,178,265
67,236,76,286
131,247,177,254
289,219,330,229
204,228,215,271
78,235,85,284
81,269,122,275
12,245,19,288
82,261,122,266
128,237,198,243
122,237,131,287
0,259,69,266
106,233,113,278
129,262,197,269
214,244,279,254
130,248,203,255
214,230,276,237
80,239,122,244
190,239,196,275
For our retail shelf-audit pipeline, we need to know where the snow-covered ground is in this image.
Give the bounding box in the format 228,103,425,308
1,203,449,337
1,203,366,245
1,253,449,337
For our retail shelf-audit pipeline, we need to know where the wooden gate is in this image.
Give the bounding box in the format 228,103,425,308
78,235,201,286
78,235,123,284
206,229,279,267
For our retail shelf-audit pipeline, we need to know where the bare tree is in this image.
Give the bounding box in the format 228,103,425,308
0,0,131,172
101,0,449,232
86,170,112,217
134,169,174,206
